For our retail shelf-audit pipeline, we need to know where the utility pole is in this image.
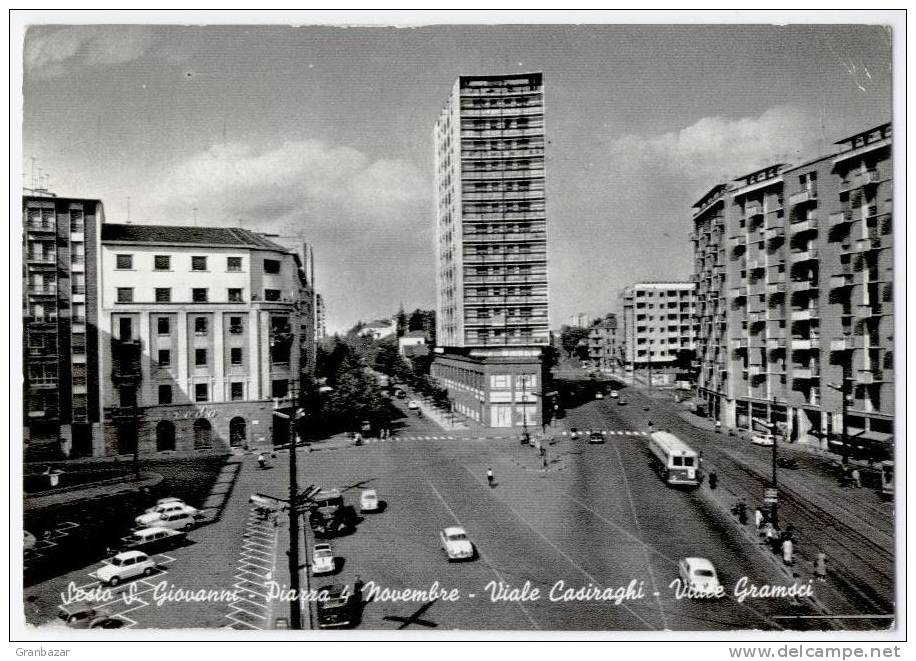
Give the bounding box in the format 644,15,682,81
770,396,778,529
841,377,850,466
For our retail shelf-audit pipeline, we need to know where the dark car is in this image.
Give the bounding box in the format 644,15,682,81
588,430,607,444
617,399,627,406
316,584,359,628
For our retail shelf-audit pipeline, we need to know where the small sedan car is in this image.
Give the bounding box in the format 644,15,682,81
440,526,475,561
96,550,157,587
144,497,185,513
617,399,627,406
588,430,607,444
316,584,359,628
407,400,420,410
311,543,335,575
119,526,187,554
359,489,380,513
677,557,723,598
751,433,776,447
595,391,604,400
57,603,112,629
609,390,619,399
135,504,198,529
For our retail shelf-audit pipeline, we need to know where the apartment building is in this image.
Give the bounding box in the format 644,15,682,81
587,315,621,373
692,122,893,454
99,224,315,456
22,196,103,460
315,293,327,340
430,72,549,428
620,282,698,382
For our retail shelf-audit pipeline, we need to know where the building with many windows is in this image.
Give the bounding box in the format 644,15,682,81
98,224,316,456
587,315,621,374
430,72,550,428
22,195,103,460
620,282,698,383
692,122,893,455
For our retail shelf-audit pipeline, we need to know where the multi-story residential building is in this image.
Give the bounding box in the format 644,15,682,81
22,195,103,460
315,293,327,340
430,72,550,428
587,315,621,373
692,122,893,454
620,282,698,383
98,224,315,456
566,312,591,328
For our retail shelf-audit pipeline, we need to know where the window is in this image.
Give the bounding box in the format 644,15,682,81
194,317,208,335
264,289,281,301
116,254,133,270
119,387,137,408
195,348,207,366
230,382,244,401
157,349,171,366
157,317,170,335
154,255,171,271
231,347,243,365
192,256,207,271
70,210,84,233
228,288,244,303
271,379,289,399
490,375,511,389
229,316,243,334
155,288,171,302
158,385,173,404
192,288,208,302
119,317,132,340
117,287,133,303
194,383,208,402
263,259,281,274
227,257,242,272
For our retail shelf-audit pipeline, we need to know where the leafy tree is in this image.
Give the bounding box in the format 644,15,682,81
395,305,408,338
560,325,590,357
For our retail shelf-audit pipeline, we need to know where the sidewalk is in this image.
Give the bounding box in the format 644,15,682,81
24,471,164,512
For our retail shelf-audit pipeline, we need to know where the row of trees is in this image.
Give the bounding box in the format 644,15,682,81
372,337,451,410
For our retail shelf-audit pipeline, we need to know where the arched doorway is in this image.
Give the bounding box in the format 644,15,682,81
117,424,138,456
193,418,212,449
156,421,176,452
229,417,246,448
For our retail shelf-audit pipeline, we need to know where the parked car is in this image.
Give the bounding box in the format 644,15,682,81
407,400,420,410
359,489,380,513
24,530,36,552
311,543,335,575
119,526,187,554
751,433,776,447
588,430,607,444
57,603,112,629
315,583,359,628
394,388,406,399
135,506,198,531
617,399,627,406
144,497,185,513
96,550,157,587
90,616,128,629
569,427,580,440
595,391,604,400
135,502,196,527
610,390,619,399
440,526,475,561
677,557,722,598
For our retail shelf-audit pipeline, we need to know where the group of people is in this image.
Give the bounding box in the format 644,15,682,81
840,465,863,488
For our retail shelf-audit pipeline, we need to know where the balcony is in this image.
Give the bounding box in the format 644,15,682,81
766,337,785,350
790,308,817,321
829,211,852,226
462,189,545,202
790,217,818,234
746,365,763,377
792,365,820,380
766,282,787,296
463,252,547,264
830,273,854,289
28,377,59,389
27,283,57,296
730,287,746,299
789,189,817,206
855,237,881,253
791,280,818,293
462,168,545,181
460,127,544,140
830,337,854,352
791,337,819,351
27,253,56,265
464,231,547,243
27,222,56,234
790,248,819,263
855,369,884,384
730,236,747,250
745,204,763,218
459,104,543,117
730,338,749,350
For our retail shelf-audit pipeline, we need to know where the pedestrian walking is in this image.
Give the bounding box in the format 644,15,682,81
815,552,828,582
851,467,862,488
715,420,722,434
257,453,267,469
754,507,764,532
781,537,794,566
486,467,494,487
708,470,717,490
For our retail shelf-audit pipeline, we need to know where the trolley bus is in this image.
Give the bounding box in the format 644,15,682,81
648,431,702,487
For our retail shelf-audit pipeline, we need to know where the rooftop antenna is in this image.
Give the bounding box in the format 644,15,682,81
30,156,36,191
127,197,132,224
192,207,198,226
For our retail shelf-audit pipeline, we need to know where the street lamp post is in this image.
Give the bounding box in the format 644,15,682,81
770,397,778,530
827,378,851,465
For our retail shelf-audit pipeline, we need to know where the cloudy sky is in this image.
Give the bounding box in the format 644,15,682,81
21,21,893,333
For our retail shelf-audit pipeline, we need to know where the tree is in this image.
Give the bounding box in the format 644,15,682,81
560,325,590,357
395,305,408,338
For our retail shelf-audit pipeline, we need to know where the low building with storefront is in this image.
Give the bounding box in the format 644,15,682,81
98,224,315,456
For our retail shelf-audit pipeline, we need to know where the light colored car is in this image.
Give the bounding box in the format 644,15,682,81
57,603,112,629
135,504,198,529
96,550,157,587
145,497,184,513
407,400,420,410
120,526,187,554
311,543,335,575
440,526,475,561
751,433,776,447
610,390,619,399
360,489,379,512
595,392,604,400
677,557,722,598
24,530,37,551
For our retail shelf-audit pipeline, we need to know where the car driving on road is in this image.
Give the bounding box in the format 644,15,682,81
677,557,722,598
440,526,475,561
316,583,359,628
96,550,157,587
359,489,380,512
407,400,420,410
588,429,607,444
751,433,776,447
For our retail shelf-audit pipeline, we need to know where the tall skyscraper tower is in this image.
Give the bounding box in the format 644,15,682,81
431,73,550,429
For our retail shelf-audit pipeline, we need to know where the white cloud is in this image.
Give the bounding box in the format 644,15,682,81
609,105,823,184
25,26,164,77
